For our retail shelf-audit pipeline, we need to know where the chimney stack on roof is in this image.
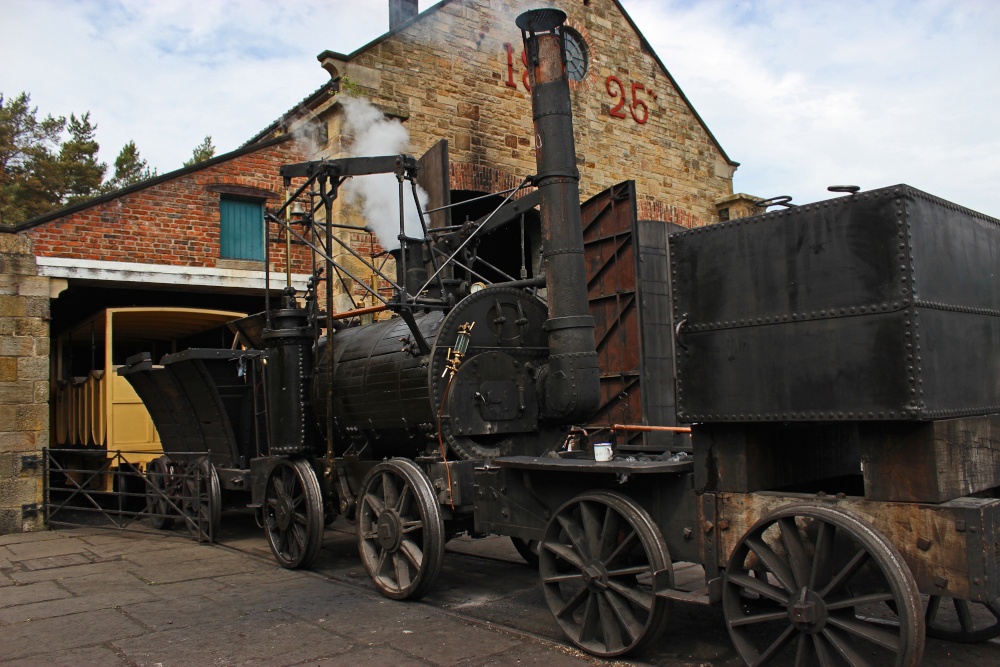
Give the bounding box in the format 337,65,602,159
389,0,418,30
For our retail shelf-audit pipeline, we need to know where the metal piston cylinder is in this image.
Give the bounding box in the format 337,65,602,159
263,304,315,455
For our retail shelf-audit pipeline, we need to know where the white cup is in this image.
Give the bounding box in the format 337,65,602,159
593,442,613,462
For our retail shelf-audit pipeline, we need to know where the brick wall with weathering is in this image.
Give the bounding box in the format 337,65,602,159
301,0,736,229
0,233,60,533
27,139,313,276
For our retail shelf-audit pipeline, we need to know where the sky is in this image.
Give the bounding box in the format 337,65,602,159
2,0,998,216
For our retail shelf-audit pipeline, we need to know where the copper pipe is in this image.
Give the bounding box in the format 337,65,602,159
329,304,388,320
611,424,692,434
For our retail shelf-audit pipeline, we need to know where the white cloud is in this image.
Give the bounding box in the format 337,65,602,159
624,0,1000,215
2,0,998,216
0,0,389,175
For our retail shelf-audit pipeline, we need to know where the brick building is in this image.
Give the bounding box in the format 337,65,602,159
0,0,748,532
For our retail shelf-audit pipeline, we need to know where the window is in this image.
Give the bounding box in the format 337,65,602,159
220,196,265,261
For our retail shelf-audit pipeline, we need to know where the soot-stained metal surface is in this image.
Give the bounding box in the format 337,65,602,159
670,185,1000,422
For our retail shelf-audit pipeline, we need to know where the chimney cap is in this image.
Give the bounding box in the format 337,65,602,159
515,8,566,34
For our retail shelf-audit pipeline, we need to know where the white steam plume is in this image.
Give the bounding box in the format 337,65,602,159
340,97,428,251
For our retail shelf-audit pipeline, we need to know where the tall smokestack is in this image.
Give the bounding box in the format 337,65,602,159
517,9,600,423
389,0,418,30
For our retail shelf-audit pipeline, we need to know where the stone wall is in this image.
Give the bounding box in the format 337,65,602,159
283,0,739,306
301,0,736,225
0,233,62,533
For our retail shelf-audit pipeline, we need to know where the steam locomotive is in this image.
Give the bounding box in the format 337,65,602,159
120,9,1000,666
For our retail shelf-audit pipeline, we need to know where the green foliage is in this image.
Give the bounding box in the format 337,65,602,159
184,135,216,167
1,92,65,225
61,113,107,203
0,92,107,226
106,140,156,191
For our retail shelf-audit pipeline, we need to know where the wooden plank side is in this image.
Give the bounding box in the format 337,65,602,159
861,415,1000,502
713,492,1000,602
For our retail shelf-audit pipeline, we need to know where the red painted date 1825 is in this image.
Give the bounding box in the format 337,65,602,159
504,44,653,125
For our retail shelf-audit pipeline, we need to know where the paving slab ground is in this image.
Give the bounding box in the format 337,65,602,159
4,517,1000,667
0,527,601,667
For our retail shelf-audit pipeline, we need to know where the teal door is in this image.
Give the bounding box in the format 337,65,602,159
220,197,264,261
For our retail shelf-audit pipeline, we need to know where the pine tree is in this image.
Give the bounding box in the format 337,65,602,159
57,112,107,204
184,135,216,167
107,140,156,191
0,92,65,225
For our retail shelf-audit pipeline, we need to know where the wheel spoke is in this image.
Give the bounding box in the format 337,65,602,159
291,523,306,557
543,540,588,570
727,572,790,605
541,571,585,584
365,492,386,515
393,552,411,590
727,609,790,628
821,626,875,667
826,612,900,651
596,590,625,651
779,517,810,590
400,519,424,534
825,591,894,611
556,512,591,560
552,581,590,619
606,564,652,578
747,534,797,593
381,472,399,508
375,547,388,577
818,548,870,598
598,503,623,562
793,633,808,667
925,595,942,623
809,520,836,590
397,483,413,515
580,501,602,559
603,529,639,568
755,623,797,665
956,599,975,631
811,633,837,667
580,592,600,645
606,578,654,612
399,538,423,570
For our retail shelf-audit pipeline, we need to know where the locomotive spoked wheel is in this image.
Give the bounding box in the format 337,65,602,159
263,458,324,569
924,596,1000,643
539,490,672,658
145,455,175,530
181,458,221,542
357,458,444,601
722,504,924,667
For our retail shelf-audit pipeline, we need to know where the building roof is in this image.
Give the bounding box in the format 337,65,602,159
7,135,291,233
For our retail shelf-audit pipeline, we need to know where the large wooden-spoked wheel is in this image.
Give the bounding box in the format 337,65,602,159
263,458,324,569
146,455,175,530
925,595,1000,643
181,458,221,542
723,504,925,667
539,490,672,658
357,458,445,601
